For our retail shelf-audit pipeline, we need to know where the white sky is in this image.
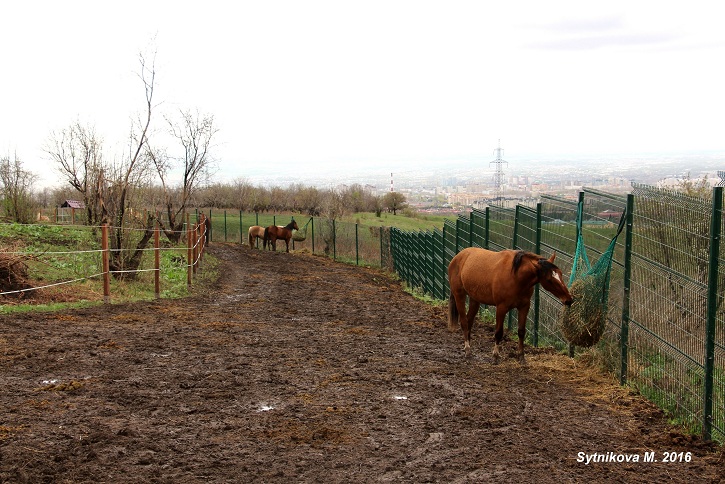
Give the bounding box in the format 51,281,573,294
2,1,725,188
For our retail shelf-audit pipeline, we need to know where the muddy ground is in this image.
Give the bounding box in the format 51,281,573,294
0,243,722,483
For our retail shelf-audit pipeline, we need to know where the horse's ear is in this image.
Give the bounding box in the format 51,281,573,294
548,252,556,263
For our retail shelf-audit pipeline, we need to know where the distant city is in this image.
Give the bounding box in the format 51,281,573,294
241,151,725,211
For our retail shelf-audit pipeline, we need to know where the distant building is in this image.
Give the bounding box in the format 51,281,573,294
61,200,85,209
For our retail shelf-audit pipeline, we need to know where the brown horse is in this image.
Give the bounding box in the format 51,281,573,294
448,248,573,363
263,219,299,252
248,225,266,248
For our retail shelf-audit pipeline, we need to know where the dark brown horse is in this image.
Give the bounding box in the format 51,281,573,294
448,248,573,363
263,219,299,252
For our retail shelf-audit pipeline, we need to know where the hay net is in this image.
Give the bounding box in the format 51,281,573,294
561,202,626,347
292,218,312,242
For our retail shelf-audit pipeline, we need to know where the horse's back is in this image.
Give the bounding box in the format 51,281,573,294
451,247,513,272
450,248,519,304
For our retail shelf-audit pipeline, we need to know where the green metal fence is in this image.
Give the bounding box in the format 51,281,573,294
389,186,724,443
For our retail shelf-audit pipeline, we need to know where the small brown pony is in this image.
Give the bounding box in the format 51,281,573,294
448,248,573,363
248,225,266,248
263,219,299,252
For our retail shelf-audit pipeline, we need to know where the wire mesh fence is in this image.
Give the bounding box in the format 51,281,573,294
388,186,723,443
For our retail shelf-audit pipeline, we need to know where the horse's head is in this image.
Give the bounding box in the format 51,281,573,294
536,253,573,306
290,219,299,231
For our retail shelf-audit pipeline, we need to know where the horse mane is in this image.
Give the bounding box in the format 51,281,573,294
512,250,553,275
512,250,532,274
285,220,297,230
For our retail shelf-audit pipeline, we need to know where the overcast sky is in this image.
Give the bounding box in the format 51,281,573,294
2,1,724,187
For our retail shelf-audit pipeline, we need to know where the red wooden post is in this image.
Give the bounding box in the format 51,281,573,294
102,224,110,303
187,214,192,289
154,222,160,299
193,222,199,275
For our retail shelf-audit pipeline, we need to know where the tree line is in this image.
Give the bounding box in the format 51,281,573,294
2,162,409,224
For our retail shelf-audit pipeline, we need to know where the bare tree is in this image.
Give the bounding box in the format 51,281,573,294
45,121,104,226
45,53,158,279
0,154,37,223
233,178,255,211
100,53,158,278
150,108,218,243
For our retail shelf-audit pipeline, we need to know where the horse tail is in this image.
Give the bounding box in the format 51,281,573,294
448,290,459,331
263,227,269,249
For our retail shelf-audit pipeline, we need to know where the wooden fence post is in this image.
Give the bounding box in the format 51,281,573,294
154,222,160,299
187,214,192,289
102,223,110,303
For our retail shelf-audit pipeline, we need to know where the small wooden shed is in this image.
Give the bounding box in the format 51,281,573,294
61,200,85,209
59,200,86,224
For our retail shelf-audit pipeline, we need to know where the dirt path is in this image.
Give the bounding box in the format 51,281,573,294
1,243,722,483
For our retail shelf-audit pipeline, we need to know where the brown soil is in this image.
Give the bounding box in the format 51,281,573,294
1,243,722,483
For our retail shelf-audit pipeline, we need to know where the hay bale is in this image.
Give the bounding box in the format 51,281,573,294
292,229,306,242
559,276,606,347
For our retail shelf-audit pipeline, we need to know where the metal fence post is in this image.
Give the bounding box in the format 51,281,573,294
469,213,474,248
704,186,722,441
380,226,384,268
207,209,212,243
484,206,490,249
533,202,542,347
513,205,520,249
620,194,634,385
442,223,448,297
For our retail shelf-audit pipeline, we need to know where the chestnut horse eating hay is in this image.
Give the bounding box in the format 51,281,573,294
448,248,573,363
263,219,299,252
248,226,266,248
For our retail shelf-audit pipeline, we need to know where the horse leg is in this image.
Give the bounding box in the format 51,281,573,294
464,300,480,356
492,306,508,364
516,305,531,364
285,238,290,252
448,289,471,353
